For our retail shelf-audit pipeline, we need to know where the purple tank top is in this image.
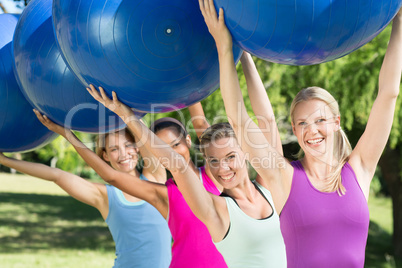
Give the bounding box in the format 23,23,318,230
166,166,227,268
280,161,369,268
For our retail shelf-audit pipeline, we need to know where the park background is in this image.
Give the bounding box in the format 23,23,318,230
1,0,402,267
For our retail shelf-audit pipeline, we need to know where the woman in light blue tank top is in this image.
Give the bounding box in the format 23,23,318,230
0,119,171,268
105,180,171,268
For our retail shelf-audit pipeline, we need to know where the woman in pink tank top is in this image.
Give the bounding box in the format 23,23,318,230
149,116,226,267
87,90,288,268
200,0,402,266
85,42,288,265
84,36,282,264
72,97,226,267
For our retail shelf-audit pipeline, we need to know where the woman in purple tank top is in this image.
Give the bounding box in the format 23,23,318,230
202,0,402,266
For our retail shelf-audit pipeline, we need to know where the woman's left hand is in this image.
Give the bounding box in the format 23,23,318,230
33,109,68,137
86,84,134,123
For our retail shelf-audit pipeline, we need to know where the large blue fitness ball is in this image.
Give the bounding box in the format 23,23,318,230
13,0,129,133
0,14,56,152
52,0,242,113
215,0,402,65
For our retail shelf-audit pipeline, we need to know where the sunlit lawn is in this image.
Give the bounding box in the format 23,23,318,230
366,195,399,268
0,172,400,267
0,173,115,267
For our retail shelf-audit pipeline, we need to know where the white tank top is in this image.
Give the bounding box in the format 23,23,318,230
214,182,287,267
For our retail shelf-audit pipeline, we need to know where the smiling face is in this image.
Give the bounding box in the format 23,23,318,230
204,137,248,189
102,131,139,173
155,127,192,163
292,99,340,159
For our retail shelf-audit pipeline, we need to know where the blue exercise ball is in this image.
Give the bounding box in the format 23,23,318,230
214,0,402,65
52,0,242,113
0,14,56,152
12,0,135,133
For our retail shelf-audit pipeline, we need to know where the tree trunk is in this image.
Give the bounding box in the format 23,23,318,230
378,145,402,259
10,153,22,174
50,157,58,169
0,3,7,13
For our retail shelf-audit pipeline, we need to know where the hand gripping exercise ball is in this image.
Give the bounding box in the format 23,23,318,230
12,0,134,133
0,14,56,152
214,0,402,65
52,0,242,113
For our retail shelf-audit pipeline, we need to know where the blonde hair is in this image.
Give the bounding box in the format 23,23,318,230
290,87,352,195
95,128,136,161
199,122,236,155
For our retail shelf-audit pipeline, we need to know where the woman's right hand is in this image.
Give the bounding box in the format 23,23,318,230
199,0,233,53
33,109,69,137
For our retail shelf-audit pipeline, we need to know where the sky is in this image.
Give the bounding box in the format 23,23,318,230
0,0,25,14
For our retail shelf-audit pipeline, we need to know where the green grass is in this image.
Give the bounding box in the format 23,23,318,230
366,195,400,268
0,173,115,267
0,172,400,267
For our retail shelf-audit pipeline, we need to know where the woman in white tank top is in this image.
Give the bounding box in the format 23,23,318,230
86,73,287,268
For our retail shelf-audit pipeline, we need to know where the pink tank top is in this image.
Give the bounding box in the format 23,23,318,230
166,166,227,268
280,161,369,268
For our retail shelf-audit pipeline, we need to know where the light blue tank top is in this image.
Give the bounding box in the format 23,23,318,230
106,174,172,268
214,182,287,268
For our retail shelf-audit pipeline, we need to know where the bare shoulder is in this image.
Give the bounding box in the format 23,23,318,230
206,192,228,225
209,193,230,242
347,154,371,200
211,192,226,208
348,151,372,178
93,182,109,198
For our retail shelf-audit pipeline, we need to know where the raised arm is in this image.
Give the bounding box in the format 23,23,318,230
33,110,169,218
188,102,210,138
240,52,283,156
86,85,227,238
139,145,167,183
188,54,282,155
349,11,402,194
187,102,224,192
0,151,109,218
199,0,292,210
136,121,167,184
